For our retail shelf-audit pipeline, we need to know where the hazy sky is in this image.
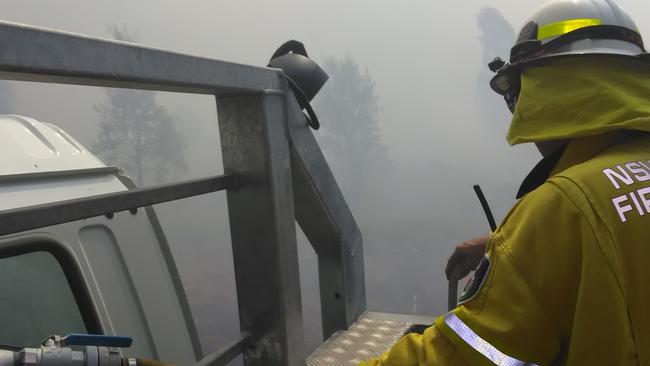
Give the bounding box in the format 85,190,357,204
3,0,648,164
2,0,648,163
3,0,650,356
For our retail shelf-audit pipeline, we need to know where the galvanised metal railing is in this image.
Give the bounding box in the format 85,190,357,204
0,21,365,366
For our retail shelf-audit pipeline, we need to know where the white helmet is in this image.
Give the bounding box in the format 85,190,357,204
489,0,646,112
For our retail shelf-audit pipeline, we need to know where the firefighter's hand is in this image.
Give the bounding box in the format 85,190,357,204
445,236,488,281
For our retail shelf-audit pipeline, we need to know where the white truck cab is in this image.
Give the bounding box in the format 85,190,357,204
0,115,200,365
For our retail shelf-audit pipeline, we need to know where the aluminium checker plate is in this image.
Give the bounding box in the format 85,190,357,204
306,312,434,366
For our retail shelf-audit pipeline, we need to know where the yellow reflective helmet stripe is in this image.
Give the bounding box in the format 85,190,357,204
537,18,602,41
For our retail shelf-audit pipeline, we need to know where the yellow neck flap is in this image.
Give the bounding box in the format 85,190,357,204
508,56,650,145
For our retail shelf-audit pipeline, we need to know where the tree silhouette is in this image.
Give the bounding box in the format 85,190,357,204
476,7,516,133
315,56,389,210
93,26,187,186
478,7,515,70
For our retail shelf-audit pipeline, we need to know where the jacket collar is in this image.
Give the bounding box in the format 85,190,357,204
516,131,644,199
516,145,565,199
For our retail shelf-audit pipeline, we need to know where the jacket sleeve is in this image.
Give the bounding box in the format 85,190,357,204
358,322,465,366
360,181,590,366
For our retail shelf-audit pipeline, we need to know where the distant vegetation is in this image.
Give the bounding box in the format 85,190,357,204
93,25,187,186
316,55,390,215
476,6,516,134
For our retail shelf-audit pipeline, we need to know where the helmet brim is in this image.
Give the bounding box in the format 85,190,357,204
490,51,647,95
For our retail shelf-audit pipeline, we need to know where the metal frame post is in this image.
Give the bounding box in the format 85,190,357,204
217,90,305,366
287,97,366,338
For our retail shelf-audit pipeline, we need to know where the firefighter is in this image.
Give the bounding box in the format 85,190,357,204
361,0,650,364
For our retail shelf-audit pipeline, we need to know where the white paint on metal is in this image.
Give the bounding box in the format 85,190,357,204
0,115,105,176
0,116,198,365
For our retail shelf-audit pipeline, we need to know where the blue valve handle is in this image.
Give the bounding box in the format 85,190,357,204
63,334,133,348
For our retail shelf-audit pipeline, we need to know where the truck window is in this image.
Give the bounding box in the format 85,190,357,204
0,251,87,347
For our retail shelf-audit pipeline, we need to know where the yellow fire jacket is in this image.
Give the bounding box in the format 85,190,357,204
360,57,650,365
361,132,650,366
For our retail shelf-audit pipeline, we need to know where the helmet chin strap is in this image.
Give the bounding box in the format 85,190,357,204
283,75,321,130
270,40,309,60
268,40,326,131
